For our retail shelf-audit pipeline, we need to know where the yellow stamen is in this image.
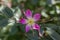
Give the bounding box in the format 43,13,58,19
27,18,34,25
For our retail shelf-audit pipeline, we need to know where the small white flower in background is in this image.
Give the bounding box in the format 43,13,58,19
14,7,22,23
41,10,49,18
56,6,60,14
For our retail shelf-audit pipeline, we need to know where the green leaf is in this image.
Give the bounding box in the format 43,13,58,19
0,19,8,27
2,7,13,18
9,25,18,35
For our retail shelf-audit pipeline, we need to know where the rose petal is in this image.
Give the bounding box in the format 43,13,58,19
32,23,40,30
25,24,31,32
25,9,32,19
19,18,27,24
33,13,41,21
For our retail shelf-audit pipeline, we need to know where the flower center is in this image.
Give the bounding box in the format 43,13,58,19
27,18,34,25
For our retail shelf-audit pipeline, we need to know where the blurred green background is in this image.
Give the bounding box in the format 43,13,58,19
0,0,60,40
